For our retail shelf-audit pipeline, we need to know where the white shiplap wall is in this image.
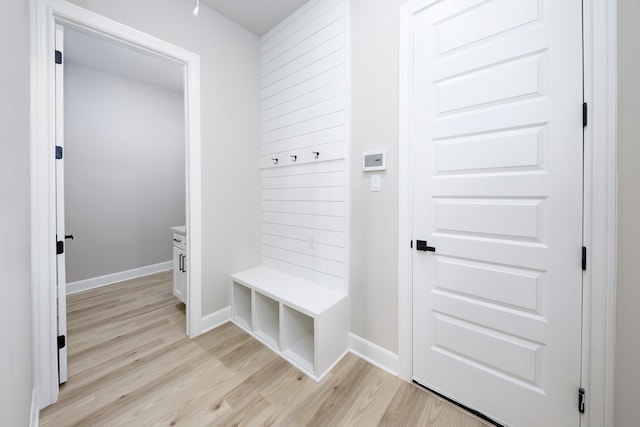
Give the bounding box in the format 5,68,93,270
260,0,348,294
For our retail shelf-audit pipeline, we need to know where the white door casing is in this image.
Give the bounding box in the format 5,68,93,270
54,23,67,385
31,0,203,408
409,1,583,426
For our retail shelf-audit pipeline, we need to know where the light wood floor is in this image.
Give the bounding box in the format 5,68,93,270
40,271,491,427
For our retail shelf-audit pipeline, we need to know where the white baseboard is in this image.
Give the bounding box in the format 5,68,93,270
200,306,231,334
349,333,399,376
66,261,173,295
30,388,39,427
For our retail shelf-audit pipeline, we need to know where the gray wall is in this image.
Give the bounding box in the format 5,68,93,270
64,63,185,283
615,0,640,424
0,0,32,425
349,0,405,353
67,0,262,316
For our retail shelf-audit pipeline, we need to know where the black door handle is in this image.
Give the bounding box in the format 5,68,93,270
65,235,74,240
416,240,436,252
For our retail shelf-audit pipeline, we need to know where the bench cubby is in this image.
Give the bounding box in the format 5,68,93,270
254,292,280,349
230,266,348,382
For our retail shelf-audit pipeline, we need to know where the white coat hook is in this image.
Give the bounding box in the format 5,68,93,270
272,157,279,165
290,154,297,162
312,151,320,159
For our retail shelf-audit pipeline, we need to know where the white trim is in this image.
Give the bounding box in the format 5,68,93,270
31,0,203,408
183,40,203,341
200,306,231,334
344,0,352,358
397,0,618,425
30,388,39,427
397,0,416,382
349,333,399,377
581,0,618,425
66,261,173,295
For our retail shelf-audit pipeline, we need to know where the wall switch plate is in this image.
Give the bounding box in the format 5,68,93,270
371,174,381,192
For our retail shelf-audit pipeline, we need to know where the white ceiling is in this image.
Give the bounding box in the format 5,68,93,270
200,0,310,36
64,27,184,92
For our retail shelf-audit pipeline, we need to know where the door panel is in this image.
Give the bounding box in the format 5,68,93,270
410,0,583,425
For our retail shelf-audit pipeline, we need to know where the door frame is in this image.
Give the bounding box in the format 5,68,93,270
30,0,203,408
397,0,618,426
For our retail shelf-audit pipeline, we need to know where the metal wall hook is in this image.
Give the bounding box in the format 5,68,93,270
290,155,297,162
272,157,279,165
312,151,320,159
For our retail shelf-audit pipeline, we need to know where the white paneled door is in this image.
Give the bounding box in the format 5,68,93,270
55,24,68,384
410,1,583,426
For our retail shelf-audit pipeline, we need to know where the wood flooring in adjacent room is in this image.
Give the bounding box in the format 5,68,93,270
40,271,491,427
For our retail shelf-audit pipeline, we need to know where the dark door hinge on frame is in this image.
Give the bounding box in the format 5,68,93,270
56,240,64,255
583,102,588,127
578,387,586,413
57,335,66,349
582,246,587,271
55,50,62,64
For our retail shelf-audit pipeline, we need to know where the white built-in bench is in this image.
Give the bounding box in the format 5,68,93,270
230,266,348,382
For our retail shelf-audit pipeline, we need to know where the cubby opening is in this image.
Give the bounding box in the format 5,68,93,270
232,282,251,329
254,293,279,348
283,306,314,371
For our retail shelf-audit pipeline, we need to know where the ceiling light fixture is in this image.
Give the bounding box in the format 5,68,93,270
192,0,200,16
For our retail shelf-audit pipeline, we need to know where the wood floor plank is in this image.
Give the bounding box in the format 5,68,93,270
305,357,373,426
342,367,401,426
379,383,431,426
40,271,491,427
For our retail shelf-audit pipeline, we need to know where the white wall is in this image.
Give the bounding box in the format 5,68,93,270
615,0,640,424
67,0,262,316
0,0,33,425
64,63,185,283
349,0,406,354
259,0,349,294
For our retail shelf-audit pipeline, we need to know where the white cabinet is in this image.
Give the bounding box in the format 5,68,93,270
172,226,187,303
230,266,348,382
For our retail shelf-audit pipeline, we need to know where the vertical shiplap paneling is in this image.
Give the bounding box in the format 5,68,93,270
260,0,348,293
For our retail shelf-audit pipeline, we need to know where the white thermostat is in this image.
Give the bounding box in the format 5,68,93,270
362,150,387,171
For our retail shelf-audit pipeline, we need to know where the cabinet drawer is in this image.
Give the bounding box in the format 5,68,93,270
172,232,187,250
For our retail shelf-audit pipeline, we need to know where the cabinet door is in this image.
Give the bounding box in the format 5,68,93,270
173,246,186,303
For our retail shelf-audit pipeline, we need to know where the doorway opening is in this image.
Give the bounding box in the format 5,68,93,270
31,0,203,409
57,24,187,384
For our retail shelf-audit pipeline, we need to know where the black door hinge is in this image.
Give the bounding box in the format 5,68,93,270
56,240,64,255
578,387,586,413
56,146,63,159
55,50,62,64
582,246,587,271
57,335,66,349
583,103,588,127
410,240,413,249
